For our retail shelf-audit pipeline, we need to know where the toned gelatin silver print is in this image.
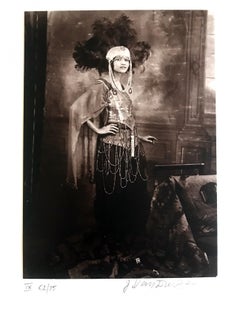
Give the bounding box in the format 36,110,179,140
23,10,216,278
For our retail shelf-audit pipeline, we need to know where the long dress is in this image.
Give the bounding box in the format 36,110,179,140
68,78,150,243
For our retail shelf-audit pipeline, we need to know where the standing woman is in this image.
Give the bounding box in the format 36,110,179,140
68,16,157,251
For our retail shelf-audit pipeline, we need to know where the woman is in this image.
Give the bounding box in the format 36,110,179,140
69,46,157,249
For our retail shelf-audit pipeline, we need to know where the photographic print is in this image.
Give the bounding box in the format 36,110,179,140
23,10,216,279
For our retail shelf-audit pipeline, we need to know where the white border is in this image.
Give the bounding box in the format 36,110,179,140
1,0,240,311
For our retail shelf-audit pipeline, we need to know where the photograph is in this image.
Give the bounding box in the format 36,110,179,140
23,10,217,279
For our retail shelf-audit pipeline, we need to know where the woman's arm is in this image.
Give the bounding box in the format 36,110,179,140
87,120,157,142
86,120,119,135
139,135,158,144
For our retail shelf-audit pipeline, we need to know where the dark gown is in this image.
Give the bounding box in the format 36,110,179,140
94,140,150,243
95,79,149,240
68,78,150,246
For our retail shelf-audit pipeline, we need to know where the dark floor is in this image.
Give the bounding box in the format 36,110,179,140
23,226,217,279
23,178,217,279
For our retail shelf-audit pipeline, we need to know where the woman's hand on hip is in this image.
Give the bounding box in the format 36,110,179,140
97,124,119,135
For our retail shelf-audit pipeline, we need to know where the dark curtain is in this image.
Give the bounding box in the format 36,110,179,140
23,11,47,276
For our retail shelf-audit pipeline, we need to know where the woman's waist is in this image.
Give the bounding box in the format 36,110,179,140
101,125,138,147
107,117,135,130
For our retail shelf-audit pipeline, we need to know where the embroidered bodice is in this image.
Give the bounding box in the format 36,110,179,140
105,89,135,130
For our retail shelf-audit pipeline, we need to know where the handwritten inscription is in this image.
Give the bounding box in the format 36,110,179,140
123,279,194,293
24,282,57,293
24,282,33,292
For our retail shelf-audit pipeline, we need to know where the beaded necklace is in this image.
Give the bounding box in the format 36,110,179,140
95,78,147,195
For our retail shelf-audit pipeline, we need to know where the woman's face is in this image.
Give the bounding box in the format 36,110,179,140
112,56,130,74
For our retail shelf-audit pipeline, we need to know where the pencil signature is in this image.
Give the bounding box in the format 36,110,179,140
123,278,195,293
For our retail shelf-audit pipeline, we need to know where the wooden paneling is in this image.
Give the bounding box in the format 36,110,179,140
140,11,215,173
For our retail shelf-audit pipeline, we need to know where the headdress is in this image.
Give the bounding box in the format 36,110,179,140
73,14,151,75
106,46,132,94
